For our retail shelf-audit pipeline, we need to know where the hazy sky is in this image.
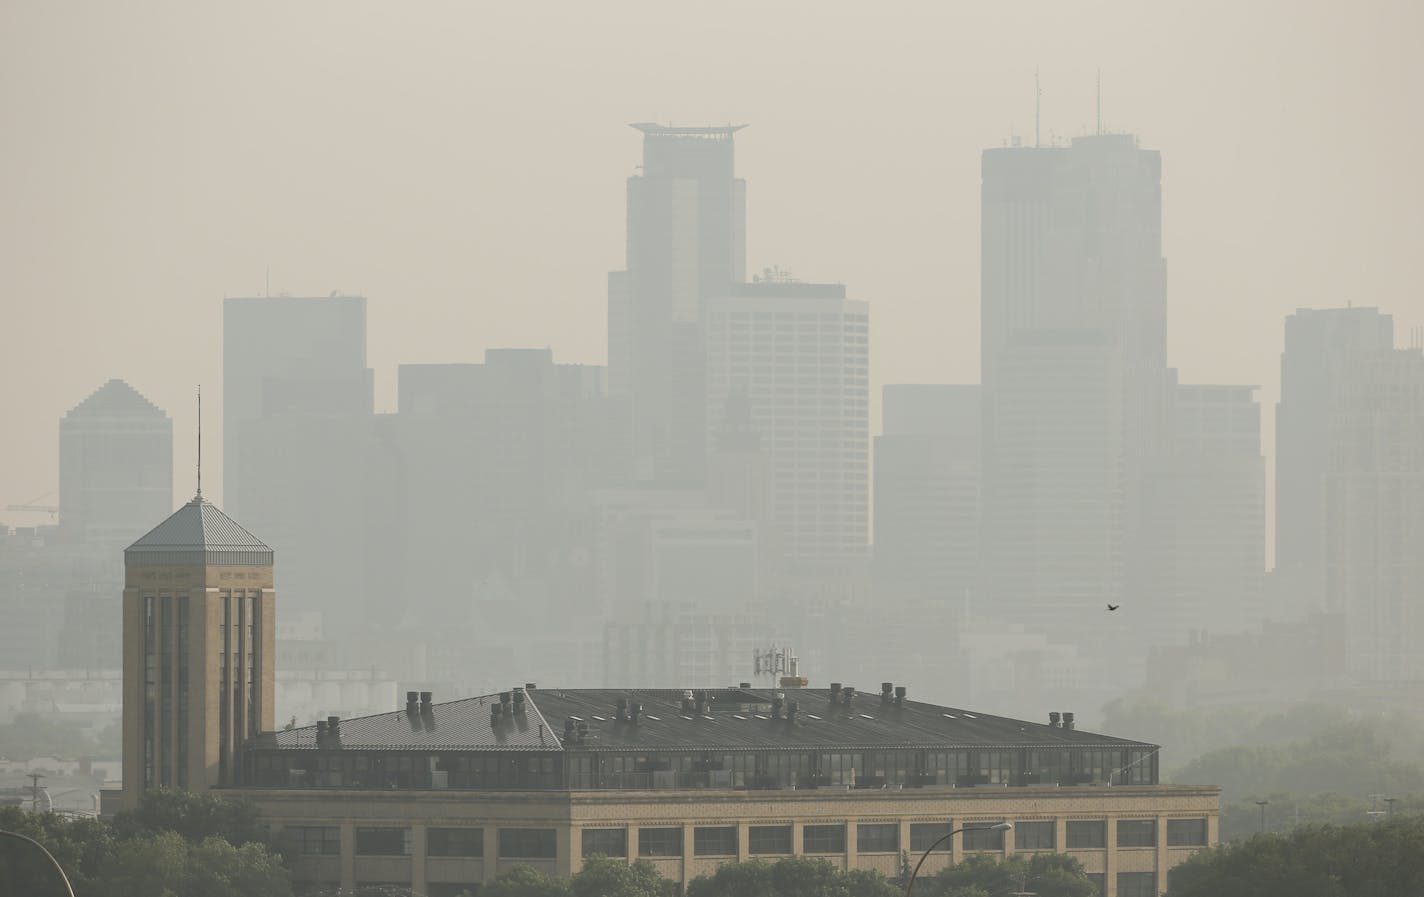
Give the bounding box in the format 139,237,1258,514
3,0,1422,539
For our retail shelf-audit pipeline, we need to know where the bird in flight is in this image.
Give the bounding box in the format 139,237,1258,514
1106,603,1120,611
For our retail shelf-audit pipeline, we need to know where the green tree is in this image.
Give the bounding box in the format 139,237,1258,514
1166,815,1424,897
687,856,899,897
110,787,268,846
483,863,572,897
0,806,114,896
921,854,1095,897
573,855,679,897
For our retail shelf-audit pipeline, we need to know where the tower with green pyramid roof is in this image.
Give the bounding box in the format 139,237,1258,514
121,491,274,807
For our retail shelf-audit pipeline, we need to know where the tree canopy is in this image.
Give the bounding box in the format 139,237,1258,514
919,853,1097,897
1166,815,1424,897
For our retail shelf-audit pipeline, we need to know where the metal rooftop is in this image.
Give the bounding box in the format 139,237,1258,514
630,123,748,138
125,497,273,567
251,687,1153,754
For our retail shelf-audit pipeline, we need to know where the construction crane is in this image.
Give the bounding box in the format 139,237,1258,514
4,491,58,520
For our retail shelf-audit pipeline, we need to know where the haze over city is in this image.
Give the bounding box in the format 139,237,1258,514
4,4,1424,896
4,0,1422,522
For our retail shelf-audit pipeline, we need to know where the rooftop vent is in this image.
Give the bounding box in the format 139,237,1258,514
1049,711,1061,728
1063,712,1075,730
894,686,907,707
881,682,894,704
829,683,842,703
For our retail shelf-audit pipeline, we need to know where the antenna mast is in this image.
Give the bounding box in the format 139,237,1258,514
1096,69,1102,135
196,385,202,499
1034,66,1041,148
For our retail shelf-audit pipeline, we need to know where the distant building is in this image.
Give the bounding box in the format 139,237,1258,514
1275,307,1394,613
222,295,387,635
873,385,978,600
1160,383,1266,638
59,379,173,549
1323,345,1424,681
705,280,870,570
979,135,1170,648
608,124,748,486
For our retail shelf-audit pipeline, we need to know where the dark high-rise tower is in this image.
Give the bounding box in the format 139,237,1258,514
608,124,747,485
979,135,1169,639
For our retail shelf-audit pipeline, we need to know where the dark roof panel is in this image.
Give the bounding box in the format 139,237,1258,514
125,498,272,566
248,687,1154,754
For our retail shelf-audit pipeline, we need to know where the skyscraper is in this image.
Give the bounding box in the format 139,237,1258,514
874,385,979,600
1323,345,1424,681
59,379,173,548
608,124,747,486
1275,307,1394,612
705,279,869,569
222,295,378,632
1162,383,1266,638
222,294,373,511
979,134,1169,639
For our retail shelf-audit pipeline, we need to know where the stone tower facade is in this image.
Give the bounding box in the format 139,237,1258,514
121,496,274,806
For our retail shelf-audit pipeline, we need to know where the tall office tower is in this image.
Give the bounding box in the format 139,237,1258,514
1162,384,1266,638
222,295,378,632
222,295,373,510
608,124,747,485
1324,346,1424,681
873,385,979,600
121,494,274,806
1275,307,1394,612
980,134,1168,638
59,379,173,548
395,350,609,628
706,280,870,570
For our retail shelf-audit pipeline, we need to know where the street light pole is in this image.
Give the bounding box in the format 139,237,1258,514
905,822,1013,897
1254,800,1269,834
0,829,78,897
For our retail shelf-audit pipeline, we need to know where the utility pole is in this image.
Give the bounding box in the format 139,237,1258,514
28,772,45,813
1254,800,1269,834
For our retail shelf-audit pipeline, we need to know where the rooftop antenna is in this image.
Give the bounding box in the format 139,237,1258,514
1096,69,1102,135
1035,66,1041,148
196,385,203,500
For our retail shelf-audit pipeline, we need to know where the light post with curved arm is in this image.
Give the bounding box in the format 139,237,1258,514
905,821,1013,897
0,829,78,897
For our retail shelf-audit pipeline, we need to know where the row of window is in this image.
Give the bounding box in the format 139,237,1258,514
293,818,1207,859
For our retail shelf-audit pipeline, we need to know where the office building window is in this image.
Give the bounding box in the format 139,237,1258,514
1085,873,1106,896
1117,872,1157,897
582,828,627,858
962,824,1006,851
428,828,483,857
1167,818,1207,846
749,825,792,855
910,822,954,852
499,828,556,859
1117,820,1157,848
292,826,340,856
857,823,899,853
355,827,412,856
638,828,682,857
1015,821,1055,850
693,826,737,856
1066,820,1106,849
803,824,846,854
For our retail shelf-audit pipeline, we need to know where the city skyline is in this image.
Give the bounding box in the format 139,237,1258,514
4,2,1423,552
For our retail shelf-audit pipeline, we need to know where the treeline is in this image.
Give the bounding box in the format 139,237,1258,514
1102,698,1424,838
0,712,120,762
0,790,288,897
1166,815,1424,896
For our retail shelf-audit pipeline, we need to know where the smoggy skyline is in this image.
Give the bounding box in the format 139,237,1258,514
3,0,1422,546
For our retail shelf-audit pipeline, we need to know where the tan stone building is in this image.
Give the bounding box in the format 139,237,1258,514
120,495,275,806
119,501,1217,897
226,686,1216,897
